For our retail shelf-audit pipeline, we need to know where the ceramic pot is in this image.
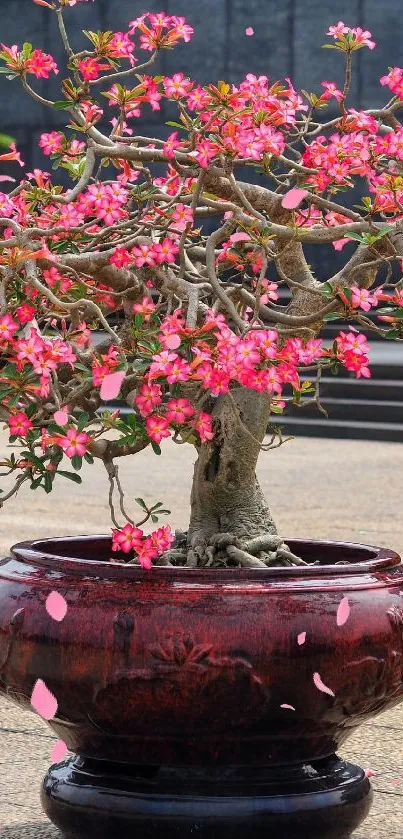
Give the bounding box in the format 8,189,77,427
1,536,403,838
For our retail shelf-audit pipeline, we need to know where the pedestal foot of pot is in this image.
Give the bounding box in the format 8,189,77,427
41,753,372,839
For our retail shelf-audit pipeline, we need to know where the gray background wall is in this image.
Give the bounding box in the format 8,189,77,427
0,0,402,277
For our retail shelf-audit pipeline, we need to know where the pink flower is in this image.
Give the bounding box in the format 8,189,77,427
171,203,194,231
163,131,182,159
59,429,89,458
148,525,175,555
78,58,103,81
352,27,376,49
26,49,58,78
112,524,144,555
351,285,380,312
152,238,179,265
135,383,162,417
327,21,349,39
320,81,344,103
163,73,193,99
0,313,19,342
110,247,133,268
132,296,156,319
8,412,33,437
166,398,195,424
193,412,214,442
15,303,35,324
146,415,171,444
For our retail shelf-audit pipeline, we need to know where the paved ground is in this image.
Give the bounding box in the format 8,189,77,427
1,430,403,837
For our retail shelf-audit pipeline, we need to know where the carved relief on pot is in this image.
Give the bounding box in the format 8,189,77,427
93,633,270,733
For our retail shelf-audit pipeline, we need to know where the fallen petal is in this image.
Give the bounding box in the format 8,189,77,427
280,704,296,711
100,371,126,401
313,672,335,697
31,679,58,720
245,27,255,36
165,333,181,350
281,188,309,210
337,597,350,627
46,591,68,622
297,632,307,645
54,409,68,426
51,740,68,764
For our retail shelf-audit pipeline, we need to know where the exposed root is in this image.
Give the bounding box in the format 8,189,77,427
157,531,314,569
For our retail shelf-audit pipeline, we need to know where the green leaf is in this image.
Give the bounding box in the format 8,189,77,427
58,471,83,484
151,441,162,456
135,497,148,512
77,413,89,432
71,455,83,471
22,42,33,59
84,452,94,464
165,121,185,129
323,312,342,321
346,232,367,243
30,476,43,490
52,100,71,110
44,472,54,494
151,515,158,523
0,132,15,147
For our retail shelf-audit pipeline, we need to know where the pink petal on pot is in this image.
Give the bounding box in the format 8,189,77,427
100,371,126,401
54,409,68,426
46,591,68,622
281,188,309,210
31,679,58,720
51,739,68,763
313,672,335,697
165,333,181,350
0,175,15,182
336,597,350,627
245,27,255,36
281,704,296,711
297,632,306,645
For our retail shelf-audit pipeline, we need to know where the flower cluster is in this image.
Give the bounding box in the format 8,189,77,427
111,523,175,569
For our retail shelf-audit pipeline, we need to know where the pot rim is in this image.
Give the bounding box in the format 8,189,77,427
9,535,401,582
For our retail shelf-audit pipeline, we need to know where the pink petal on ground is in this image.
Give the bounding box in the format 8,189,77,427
100,371,126,401
365,768,375,778
46,591,68,622
51,740,68,763
54,409,68,426
165,333,181,350
280,704,296,711
31,679,58,720
281,188,309,210
337,597,350,627
313,672,335,697
245,27,254,36
297,632,307,645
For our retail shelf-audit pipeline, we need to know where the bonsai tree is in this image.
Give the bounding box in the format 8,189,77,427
1,3,402,570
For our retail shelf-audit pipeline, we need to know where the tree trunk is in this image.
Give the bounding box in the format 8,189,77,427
187,388,278,564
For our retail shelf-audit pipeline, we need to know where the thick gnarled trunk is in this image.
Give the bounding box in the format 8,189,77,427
187,388,278,565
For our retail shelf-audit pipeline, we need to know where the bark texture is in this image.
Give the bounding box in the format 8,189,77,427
185,388,280,567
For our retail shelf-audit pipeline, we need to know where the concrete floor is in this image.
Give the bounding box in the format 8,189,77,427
1,429,403,837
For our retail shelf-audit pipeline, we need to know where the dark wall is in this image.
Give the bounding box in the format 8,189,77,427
1,0,402,277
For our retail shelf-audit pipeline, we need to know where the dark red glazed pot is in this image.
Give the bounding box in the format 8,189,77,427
1,536,403,838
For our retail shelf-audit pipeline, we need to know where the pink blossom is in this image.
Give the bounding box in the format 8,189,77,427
112,524,144,555
59,429,89,458
8,412,33,437
166,398,195,424
0,313,19,342
146,414,171,444
193,412,214,442
135,383,163,417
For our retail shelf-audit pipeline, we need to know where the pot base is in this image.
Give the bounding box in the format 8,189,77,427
41,754,372,839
